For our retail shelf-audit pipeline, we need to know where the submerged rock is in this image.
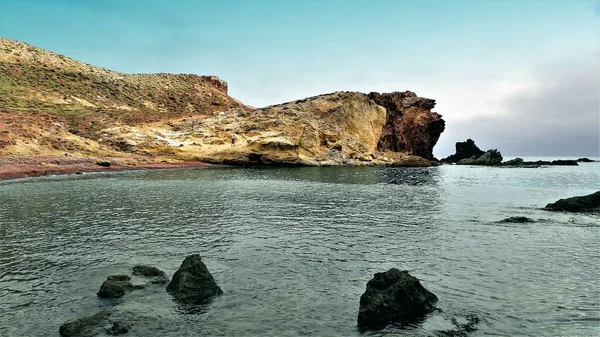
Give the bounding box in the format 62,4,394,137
106,321,129,335
357,268,438,331
544,191,600,213
59,311,112,337
97,275,135,299
498,216,536,223
166,254,223,304
132,265,169,284
436,314,480,337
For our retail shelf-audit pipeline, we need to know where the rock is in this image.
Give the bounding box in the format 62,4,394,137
442,139,484,163
357,268,438,331
550,159,578,166
457,149,503,166
502,157,524,166
390,155,432,167
577,157,596,162
498,216,536,223
106,321,129,335
436,314,480,337
544,191,600,213
59,311,112,337
368,91,445,159
132,265,169,284
95,161,111,167
166,254,223,304
97,275,134,299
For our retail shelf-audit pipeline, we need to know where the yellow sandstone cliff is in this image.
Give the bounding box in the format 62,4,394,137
0,38,444,168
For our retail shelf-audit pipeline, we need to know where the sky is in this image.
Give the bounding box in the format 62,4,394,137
0,0,598,157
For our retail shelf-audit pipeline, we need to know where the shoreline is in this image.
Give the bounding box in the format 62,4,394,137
0,156,214,181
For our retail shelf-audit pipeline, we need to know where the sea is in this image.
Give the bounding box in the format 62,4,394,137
0,157,598,337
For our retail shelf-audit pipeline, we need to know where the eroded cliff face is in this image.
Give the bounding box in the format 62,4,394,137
0,38,445,167
369,91,445,159
94,91,442,166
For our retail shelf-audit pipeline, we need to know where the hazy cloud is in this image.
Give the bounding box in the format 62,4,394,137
436,56,600,157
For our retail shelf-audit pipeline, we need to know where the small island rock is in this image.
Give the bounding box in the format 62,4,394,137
442,139,484,163
357,268,438,331
544,191,600,213
166,254,223,304
457,149,503,166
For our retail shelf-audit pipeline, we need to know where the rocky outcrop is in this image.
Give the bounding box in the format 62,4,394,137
442,139,484,163
97,265,169,298
153,91,444,166
368,91,445,159
166,254,223,304
97,275,135,299
357,268,438,331
577,158,596,163
442,139,502,166
544,191,600,213
457,149,503,166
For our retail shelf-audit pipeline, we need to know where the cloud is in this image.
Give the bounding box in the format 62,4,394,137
435,55,600,157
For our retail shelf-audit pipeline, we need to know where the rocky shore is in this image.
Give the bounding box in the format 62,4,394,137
0,156,212,180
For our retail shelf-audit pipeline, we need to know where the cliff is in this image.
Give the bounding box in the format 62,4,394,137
0,38,445,168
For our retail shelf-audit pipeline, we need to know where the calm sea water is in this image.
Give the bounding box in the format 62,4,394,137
0,160,599,337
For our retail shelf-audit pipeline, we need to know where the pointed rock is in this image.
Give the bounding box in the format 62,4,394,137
166,254,223,304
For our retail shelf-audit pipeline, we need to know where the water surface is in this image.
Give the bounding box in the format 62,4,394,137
0,162,599,336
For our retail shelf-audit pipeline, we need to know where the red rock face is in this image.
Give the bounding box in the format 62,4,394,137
368,91,445,159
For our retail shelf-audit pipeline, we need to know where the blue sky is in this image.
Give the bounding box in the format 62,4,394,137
1,0,598,156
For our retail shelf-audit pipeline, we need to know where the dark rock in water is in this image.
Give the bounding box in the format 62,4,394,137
550,159,578,166
96,161,111,167
132,265,169,284
577,157,596,162
59,311,112,337
97,275,135,299
166,254,223,304
544,191,600,213
457,149,503,166
498,216,536,223
502,157,524,166
357,268,438,331
502,158,579,167
442,139,484,163
436,314,480,337
106,321,129,335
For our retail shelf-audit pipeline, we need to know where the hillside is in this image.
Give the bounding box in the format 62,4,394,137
0,37,247,157
0,38,445,175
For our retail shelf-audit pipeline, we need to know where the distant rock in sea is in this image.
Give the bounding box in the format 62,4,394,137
544,191,600,213
442,139,503,166
498,216,536,223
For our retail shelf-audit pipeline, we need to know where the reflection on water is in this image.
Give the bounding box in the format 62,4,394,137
0,165,598,337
